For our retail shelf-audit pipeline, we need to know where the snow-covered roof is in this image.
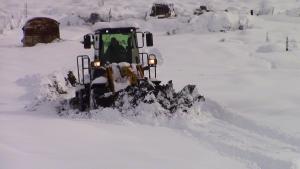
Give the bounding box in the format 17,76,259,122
92,21,140,31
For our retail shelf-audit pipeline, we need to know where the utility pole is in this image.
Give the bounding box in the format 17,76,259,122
25,0,28,18
108,8,112,22
286,36,289,52
250,9,254,16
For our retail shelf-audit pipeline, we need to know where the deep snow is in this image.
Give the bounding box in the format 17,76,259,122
1,0,300,169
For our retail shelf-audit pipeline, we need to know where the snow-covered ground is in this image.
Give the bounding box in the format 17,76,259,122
1,0,300,169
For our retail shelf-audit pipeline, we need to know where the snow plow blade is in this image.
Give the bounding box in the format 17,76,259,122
114,80,204,113
63,80,204,114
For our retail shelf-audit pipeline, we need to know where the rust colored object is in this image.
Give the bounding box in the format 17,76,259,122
22,17,60,47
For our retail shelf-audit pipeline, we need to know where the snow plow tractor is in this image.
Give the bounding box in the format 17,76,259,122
68,26,204,113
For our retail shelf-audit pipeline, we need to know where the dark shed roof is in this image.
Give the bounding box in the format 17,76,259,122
22,17,60,46
23,17,59,29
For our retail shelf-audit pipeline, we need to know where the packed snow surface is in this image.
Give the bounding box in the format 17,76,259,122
2,0,300,169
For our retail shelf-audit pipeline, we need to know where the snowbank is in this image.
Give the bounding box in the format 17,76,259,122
16,72,73,112
59,14,85,26
191,11,253,32
256,43,282,53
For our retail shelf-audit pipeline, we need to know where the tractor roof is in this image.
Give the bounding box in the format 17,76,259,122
95,27,137,34
93,21,139,33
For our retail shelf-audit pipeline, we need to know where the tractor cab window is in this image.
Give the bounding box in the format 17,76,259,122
101,33,133,64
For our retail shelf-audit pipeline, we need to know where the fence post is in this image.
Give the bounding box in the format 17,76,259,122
25,0,28,18
108,8,112,22
286,36,289,51
266,32,269,42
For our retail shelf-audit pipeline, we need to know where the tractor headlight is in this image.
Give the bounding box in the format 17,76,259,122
94,61,101,67
148,54,157,66
92,60,101,68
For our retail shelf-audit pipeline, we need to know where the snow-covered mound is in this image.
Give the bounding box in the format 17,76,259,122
191,11,253,32
59,14,85,27
88,12,253,35
17,72,73,112
256,43,282,53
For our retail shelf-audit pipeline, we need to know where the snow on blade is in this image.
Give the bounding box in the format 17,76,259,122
112,80,205,114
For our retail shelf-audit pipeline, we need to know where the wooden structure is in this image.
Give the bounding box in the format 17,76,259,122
149,3,176,19
194,6,211,15
22,17,60,46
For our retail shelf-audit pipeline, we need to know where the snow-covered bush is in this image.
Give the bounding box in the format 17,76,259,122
59,14,85,26
256,43,283,53
285,8,300,17
0,10,24,34
258,0,274,15
17,72,72,111
191,11,253,32
208,11,240,32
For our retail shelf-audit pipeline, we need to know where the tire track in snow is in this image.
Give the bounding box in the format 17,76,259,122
185,128,293,169
176,99,300,169
202,99,300,149
183,119,297,169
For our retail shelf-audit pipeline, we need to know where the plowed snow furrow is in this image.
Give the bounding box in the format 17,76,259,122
177,100,300,169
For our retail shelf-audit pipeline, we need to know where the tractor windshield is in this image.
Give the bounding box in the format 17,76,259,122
102,33,133,63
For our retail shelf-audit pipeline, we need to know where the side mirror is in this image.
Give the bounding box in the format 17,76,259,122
146,33,153,47
83,34,91,49
136,32,144,48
